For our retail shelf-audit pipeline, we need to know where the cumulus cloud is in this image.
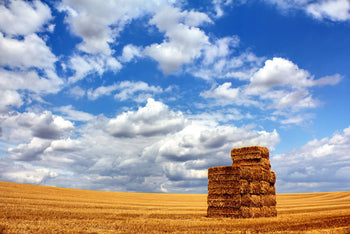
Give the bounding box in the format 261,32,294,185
0,33,57,69
86,81,163,102
0,90,23,113
264,0,350,22
106,98,187,137
68,54,121,84
0,99,281,192
272,125,350,193
0,111,74,143
201,57,342,124
120,44,143,63
54,105,94,122
145,5,211,73
0,0,52,36
59,0,166,55
306,0,350,21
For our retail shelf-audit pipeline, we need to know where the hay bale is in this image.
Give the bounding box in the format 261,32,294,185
241,194,262,207
269,170,276,184
261,206,277,217
233,158,271,170
208,166,241,175
231,146,269,161
250,181,270,194
208,183,241,195
268,184,276,195
207,207,241,218
239,180,250,194
207,194,241,208
239,207,263,218
261,195,277,207
239,166,270,182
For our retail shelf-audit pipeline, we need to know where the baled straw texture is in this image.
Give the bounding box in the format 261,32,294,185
231,146,269,161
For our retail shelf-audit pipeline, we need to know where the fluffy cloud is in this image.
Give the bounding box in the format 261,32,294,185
272,125,350,193
0,0,52,35
0,90,23,113
264,0,350,22
145,6,211,73
0,111,74,143
1,100,280,192
68,54,121,84
59,0,167,55
0,33,57,69
106,98,187,137
201,57,342,124
306,0,350,21
86,81,163,102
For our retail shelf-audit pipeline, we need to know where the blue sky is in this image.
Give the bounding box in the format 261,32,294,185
0,0,349,193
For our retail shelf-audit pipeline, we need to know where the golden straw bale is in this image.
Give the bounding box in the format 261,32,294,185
208,186,241,195
239,180,250,194
232,158,271,171
208,173,241,182
207,193,242,200
269,170,276,184
261,181,271,194
208,166,241,175
261,195,277,207
207,195,241,208
261,206,277,217
207,207,241,218
240,206,252,218
241,194,262,207
268,184,276,195
231,146,269,161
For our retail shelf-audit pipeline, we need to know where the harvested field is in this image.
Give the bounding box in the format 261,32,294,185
0,181,349,233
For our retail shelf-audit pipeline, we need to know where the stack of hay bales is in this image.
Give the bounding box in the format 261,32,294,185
207,146,277,218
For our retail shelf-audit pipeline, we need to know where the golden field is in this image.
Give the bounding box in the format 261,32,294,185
0,181,349,233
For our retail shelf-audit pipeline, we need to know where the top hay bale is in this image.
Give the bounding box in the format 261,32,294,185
231,146,269,161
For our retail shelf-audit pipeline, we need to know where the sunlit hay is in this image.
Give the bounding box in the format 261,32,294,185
207,146,277,218
241,194,262,207
239,180,250,194
262,195,277,207
269,170,276,184
231,146,269,161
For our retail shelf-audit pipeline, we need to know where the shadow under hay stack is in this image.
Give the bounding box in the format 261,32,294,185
207,146,277,218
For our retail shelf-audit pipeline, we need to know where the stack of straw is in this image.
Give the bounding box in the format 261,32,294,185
207,146,277,218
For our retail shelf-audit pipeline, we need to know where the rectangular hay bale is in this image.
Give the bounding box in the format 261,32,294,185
231,146,269,161
261,206,277,217
207,195,241,208
241,194,262,207
261,195,277,207
239,180,250,194
207,207,242,218
238,166,271,182
269,170,276,184
250,181,271,194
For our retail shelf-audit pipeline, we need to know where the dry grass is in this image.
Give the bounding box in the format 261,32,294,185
0,181,349,233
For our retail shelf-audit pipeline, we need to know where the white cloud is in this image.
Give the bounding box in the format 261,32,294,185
2,167,57,184
54,105,94,122
0,0,52,35
0,111,74,143
59,0,167,55
264,0,350,22
8,137,51,161
306,0,350,21
0,68,63,95
120,44,143,63
68,54,121,83
0,90,23,113
200,57,341,125
106,98,187,137
0,33,57,69
145,5,211,73
246,57,312,95
273,125,350,193
87,81,163,102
